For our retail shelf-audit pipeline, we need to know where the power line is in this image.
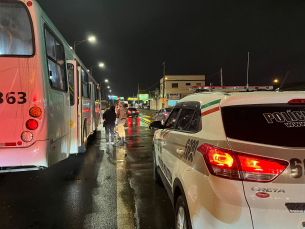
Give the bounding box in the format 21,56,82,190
142,81,160,92
205,71,220,80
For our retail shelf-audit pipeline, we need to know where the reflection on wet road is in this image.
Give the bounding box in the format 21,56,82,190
0,109,174,229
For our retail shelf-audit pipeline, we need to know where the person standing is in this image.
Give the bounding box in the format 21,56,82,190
116,102,127,144
103,105,116,145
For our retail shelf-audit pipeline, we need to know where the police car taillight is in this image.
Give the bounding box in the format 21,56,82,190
197,144,288,182
238,154,288,182
198,144,241,180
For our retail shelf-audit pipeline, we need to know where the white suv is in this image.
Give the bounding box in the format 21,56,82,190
150,88,305,229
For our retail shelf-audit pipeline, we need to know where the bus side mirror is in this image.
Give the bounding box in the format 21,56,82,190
149,121,163,130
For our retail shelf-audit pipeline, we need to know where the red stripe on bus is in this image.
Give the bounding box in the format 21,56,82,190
5,142,16,146
201,107,220,117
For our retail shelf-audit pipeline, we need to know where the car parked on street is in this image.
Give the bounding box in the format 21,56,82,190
150,86,305,229
155,108,172,124
127,107,140,118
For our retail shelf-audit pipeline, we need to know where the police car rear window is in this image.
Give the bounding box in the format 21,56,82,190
221,104,305,147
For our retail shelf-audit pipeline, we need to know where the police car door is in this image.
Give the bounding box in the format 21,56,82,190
161,106,182,186
162,102,201,187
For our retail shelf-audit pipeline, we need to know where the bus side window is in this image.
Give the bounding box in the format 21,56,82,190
67,63,74,106
95,85,99,102
81,69,89,98
44,26,67,92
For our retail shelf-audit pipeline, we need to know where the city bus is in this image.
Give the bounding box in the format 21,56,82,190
0,0,101,172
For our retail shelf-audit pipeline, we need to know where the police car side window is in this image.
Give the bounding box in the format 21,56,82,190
188,110,202,132
175,109,195,131
165,108,180,129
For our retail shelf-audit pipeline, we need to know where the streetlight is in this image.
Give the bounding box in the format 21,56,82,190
73,36,96,52
109,90,112,92
90,62,105,74
274,79,279,83
101,79,109,100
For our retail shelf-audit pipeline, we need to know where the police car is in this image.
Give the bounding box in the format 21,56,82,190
150,86,305,229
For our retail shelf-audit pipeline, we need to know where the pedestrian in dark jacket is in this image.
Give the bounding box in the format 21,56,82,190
103,106,116,145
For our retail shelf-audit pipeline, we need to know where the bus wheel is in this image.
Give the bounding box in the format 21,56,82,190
83,126,88,151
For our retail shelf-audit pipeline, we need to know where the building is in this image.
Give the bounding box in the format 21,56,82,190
150,75,205,110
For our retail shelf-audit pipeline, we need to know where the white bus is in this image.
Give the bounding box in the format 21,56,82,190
0,0,102,172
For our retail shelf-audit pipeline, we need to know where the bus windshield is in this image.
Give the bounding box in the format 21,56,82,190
0,2,34,56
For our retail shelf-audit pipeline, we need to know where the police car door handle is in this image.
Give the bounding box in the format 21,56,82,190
176,149,184,157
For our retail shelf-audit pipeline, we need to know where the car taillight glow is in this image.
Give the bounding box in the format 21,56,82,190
29,107,42,117
26,119,38,130
136,110,139,113
238,154,288,181
198,144,240,179
127,110,131,114
288,99,305,104
164,113,169,117
197,144,288,182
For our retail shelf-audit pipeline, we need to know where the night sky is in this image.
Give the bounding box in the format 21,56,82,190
36,0,305,97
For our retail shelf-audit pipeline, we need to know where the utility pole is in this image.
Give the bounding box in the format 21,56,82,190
246,52,249,89
162,62,166,108
138,83,139,108
220,68,223,86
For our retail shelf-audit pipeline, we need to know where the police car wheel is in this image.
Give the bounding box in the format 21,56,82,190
153,147,163,185
175,195,192,229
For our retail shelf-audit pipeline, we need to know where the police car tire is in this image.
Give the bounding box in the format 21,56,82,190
175,195,192,229
153,147,163,185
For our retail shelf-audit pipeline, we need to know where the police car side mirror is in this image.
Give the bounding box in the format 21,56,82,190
149,121,163,130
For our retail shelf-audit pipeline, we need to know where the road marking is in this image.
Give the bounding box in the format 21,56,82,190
142,118,151,123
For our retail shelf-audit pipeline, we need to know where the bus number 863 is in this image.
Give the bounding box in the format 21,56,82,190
0,92,27,104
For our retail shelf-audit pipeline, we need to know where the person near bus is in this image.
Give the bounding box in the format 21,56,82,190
103,106,116,145
116,102,127,144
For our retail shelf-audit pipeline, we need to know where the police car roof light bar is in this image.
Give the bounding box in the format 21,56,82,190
189,85,274,92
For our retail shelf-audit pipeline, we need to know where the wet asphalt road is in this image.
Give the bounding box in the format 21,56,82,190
0,109,174,229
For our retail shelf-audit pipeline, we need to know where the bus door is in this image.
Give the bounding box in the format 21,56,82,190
89,82,94,132
91,82,97,131
67,60,78,154
95,87,101,127
77,66,83,147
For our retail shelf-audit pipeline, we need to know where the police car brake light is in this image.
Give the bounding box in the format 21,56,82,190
238,154,288,182
197,144,241,180
288,99,305,104
197,144,288,182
